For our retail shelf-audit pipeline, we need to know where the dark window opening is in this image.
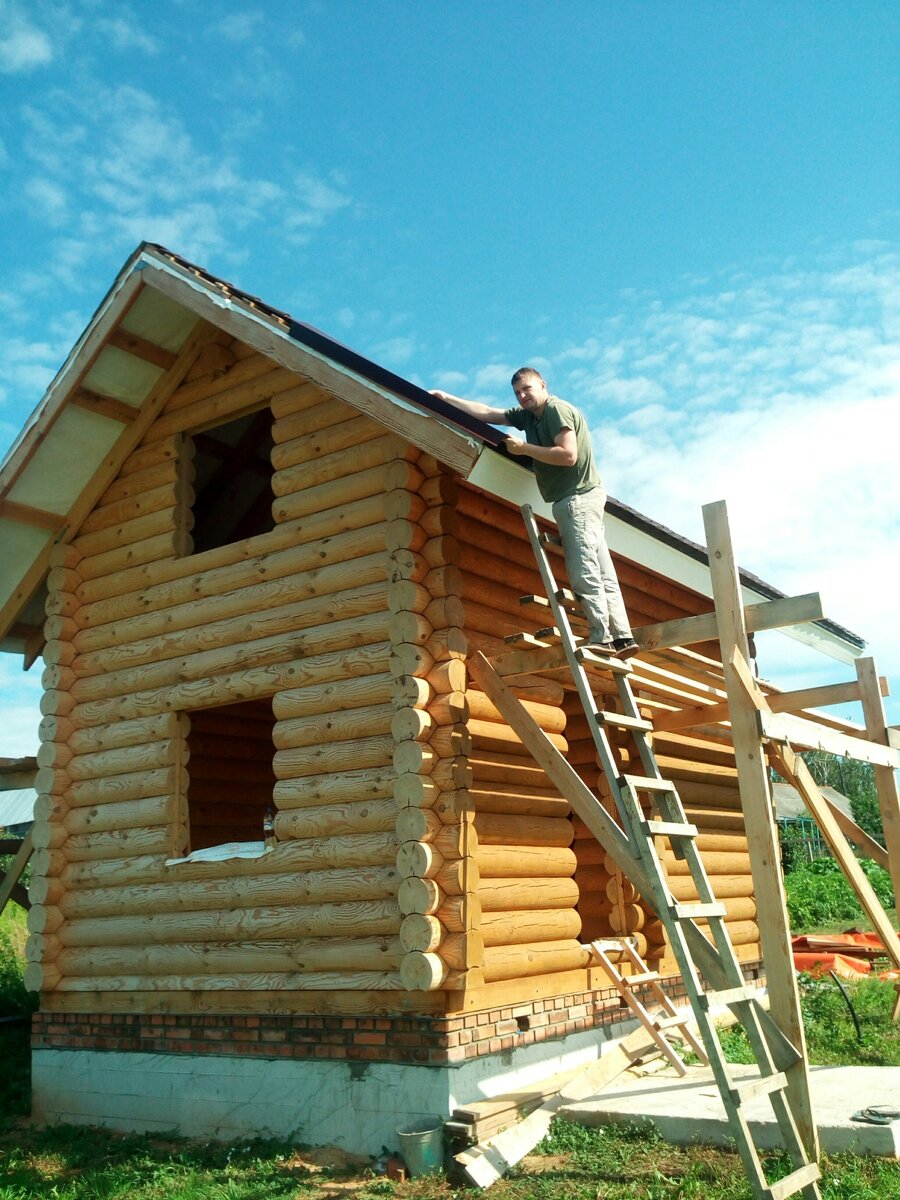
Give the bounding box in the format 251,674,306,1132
185,698,277,852
188,408,275,555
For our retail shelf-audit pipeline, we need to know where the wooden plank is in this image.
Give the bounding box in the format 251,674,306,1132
638,592,824,654
770,742,900,972
0,831,33,914
702,500,818,1161
856,657,900,917
653,677,890,735
455,1025,660,1187
818,798,889,871
759,709,900,769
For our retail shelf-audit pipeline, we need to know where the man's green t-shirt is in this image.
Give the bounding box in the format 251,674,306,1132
503,397,601,504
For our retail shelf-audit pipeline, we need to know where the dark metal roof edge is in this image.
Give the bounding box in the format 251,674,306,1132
141,244,509,450
141,244,865,653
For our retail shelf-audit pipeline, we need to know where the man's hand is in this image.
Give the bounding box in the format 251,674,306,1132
504,435,529,457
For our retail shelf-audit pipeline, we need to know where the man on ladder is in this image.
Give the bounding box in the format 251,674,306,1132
431,366,639,658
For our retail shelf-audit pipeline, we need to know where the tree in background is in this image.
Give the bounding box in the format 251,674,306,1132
800,751,883,844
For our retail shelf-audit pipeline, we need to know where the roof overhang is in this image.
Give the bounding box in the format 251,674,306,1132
1,243,866,669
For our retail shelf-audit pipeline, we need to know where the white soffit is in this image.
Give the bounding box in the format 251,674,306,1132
118,287,198,352
466,445,859,665
6,406,123,514
80,344,164,407
0,522,53,613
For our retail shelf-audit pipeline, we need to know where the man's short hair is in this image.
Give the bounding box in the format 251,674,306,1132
510,367,544,387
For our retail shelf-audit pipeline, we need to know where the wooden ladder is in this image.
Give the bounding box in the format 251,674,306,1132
487,503,822,1200
588,938,708,1074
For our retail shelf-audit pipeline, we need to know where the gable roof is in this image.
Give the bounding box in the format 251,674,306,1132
0,243,864,665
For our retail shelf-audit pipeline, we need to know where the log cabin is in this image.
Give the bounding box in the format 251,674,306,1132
0,243,891,1152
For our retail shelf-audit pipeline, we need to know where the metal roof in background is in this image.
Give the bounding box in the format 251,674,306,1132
0,788,36,830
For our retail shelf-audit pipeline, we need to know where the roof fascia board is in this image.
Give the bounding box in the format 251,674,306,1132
467,445,861,666
136,253,482,477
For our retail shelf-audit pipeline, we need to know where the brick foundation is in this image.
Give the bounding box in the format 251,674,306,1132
33,963,763,1066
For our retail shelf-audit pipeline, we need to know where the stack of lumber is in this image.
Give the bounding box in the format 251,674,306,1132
444,1085,566,1146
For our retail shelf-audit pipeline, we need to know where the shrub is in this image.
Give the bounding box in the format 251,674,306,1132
784,857,894,931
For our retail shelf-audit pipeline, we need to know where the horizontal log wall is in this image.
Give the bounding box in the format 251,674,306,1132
455,486,587,985
455,482,759,990
26,341,423,999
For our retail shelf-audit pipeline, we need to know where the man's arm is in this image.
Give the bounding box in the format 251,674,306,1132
506,428,577,467
430,388,511,424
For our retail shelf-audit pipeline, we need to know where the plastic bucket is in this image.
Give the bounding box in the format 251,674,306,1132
397,1116,444,1177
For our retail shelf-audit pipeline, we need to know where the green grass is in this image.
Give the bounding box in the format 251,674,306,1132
3,978,900,1198
3,869,900,1198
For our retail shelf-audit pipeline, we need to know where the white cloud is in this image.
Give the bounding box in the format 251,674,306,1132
24,176,68,223
96,14,159,53
0,7,52,73
440,245,900,720
14,83,352,281
210,12,266,43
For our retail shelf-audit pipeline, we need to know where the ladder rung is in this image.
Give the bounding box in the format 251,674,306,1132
575,647,632,673
621,775,679,795
645,819,698,839
628,970,660,986
731,1071,788,1104
765,1162,821,1200
503,631,550,646
535,627,563,640
595,710,654,733
518,593,551,608
672,901,727,920
698,985,761,1011
654,1013,691,1032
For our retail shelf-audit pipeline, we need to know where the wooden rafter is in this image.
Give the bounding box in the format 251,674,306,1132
107,327,178,370
0,499,66,532
70,386,139,425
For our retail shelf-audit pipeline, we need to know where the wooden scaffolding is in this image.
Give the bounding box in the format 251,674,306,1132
463,498,900,1200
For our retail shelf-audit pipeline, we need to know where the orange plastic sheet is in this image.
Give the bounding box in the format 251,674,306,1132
792,931,900,980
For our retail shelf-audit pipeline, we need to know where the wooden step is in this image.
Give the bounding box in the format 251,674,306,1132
518,593,551,609
765,1161,821,1200
627,970,660,986
575,647,632,673
503,631,551,647
621,774,680,795
672,901,727,920
596,710,654,733
697,984,762,1011
731,1071,788,1104
645,819,699,839
653,1013,693,1032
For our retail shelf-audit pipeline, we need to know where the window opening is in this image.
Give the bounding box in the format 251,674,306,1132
188,408,274,555
183,697,277,853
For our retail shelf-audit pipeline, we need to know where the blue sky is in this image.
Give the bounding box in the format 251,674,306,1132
1,1,899,750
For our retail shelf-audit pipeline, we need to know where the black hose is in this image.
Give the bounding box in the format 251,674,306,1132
828,970,862,1043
